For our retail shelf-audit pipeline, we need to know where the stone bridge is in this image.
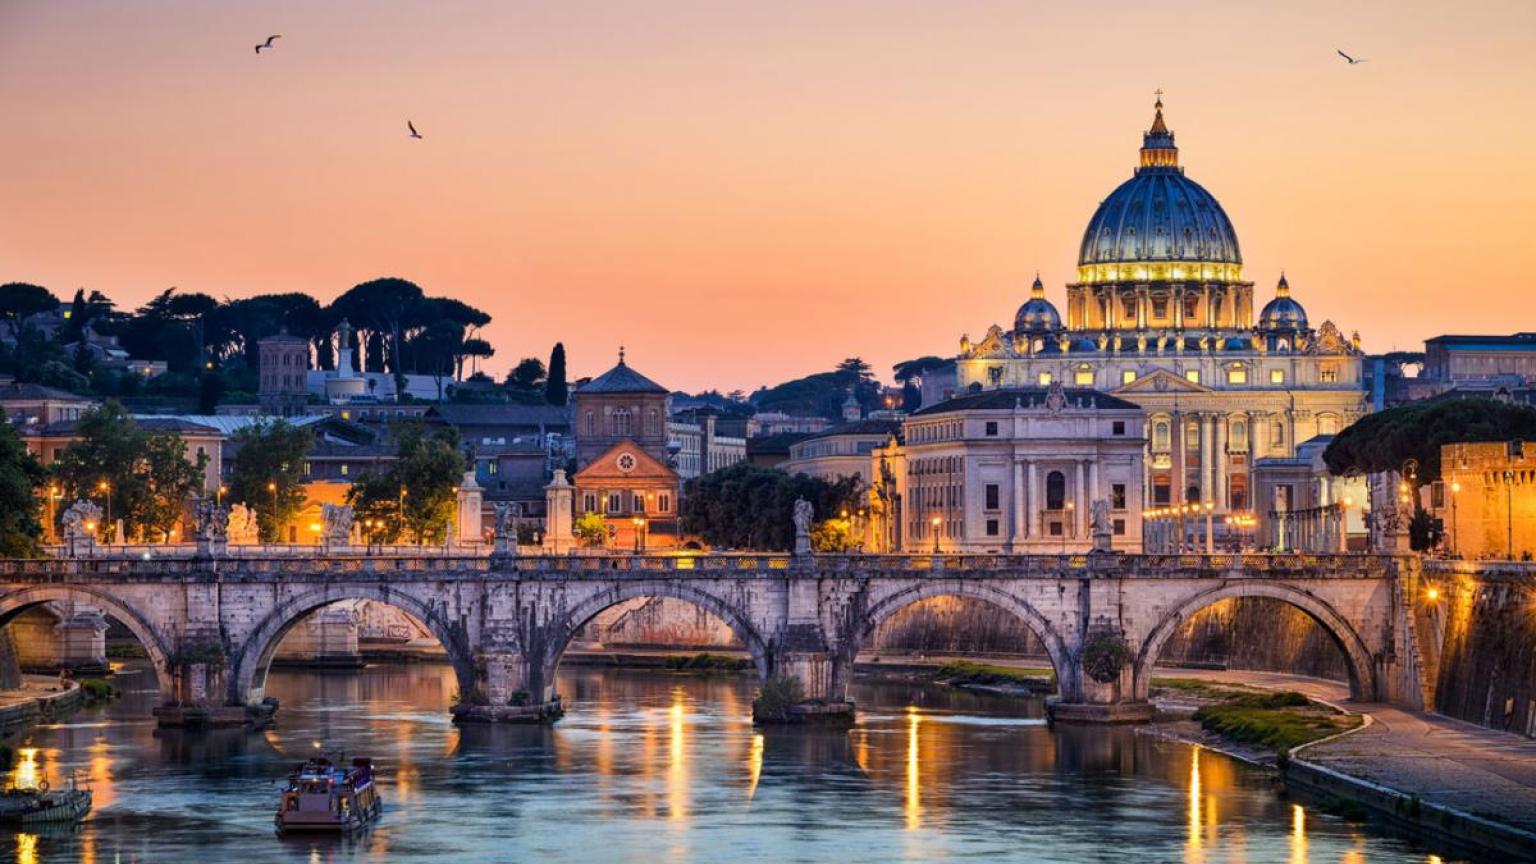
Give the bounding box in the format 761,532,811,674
0,551,1432,726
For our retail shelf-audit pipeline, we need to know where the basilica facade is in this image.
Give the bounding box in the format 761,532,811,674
950,98,1368,518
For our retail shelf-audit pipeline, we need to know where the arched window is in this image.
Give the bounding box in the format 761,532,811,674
1153,421,1170,450
613,409,631,436
1231,420,1248,450
585,412,596,436
1318,413,1339,436
1187,485,1202,504
1186,421,1200,451
1046,471,1066,511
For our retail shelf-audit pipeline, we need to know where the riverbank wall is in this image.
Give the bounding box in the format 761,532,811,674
1286,723,1536,861
0,678,83,737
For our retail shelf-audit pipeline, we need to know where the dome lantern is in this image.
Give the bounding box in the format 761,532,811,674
1139,91,1179,171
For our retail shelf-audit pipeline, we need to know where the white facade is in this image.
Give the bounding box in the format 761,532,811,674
869,385,1145,553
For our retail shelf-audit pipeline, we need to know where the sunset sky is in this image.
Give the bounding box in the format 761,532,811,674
3,0,1534,393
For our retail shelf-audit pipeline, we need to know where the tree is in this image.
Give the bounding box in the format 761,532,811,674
1324,399,1536,482
139,432,208,542
546,342,569,406
504,357,546,394
0,283,58,340
1409,508,1444,553
331,278,426,376
347,424,465,545
892,355,951,383
0,422,46,557
52,401,206,542
228,420,313,543
679,462,862,551
197,370,227,414
573,511,607,548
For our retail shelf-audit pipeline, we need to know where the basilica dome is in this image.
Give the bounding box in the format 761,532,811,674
1257,274,1309,331
1014,274,1061,333
1076,98,1242,283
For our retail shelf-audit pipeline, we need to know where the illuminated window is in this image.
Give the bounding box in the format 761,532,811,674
1153,421,1170,450
1321,365,1339,383
1319,414,1339,435
1122,369,1137,385
340,464,349,477
1270,369,1284,384
1074,367,1094,386
1227,366,1247,385
1037,371,1052,386
1185,369,1201,384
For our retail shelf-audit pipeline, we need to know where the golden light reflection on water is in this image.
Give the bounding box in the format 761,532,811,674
1187,747,1203,863
747,733,763,801
668,691,689,822
88,735,114,811
16,832,37,864
1289,804,1307,864
904,706,921,832
12,747,41,791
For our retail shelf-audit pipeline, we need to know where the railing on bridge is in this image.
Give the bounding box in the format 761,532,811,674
8,546,1407,581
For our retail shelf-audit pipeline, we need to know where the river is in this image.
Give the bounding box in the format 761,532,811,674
2,662,1483,863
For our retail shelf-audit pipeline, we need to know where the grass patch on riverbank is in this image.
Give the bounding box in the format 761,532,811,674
934,661,1054,687
78,679,113,701
664,653,754,673
1191,691,1359,750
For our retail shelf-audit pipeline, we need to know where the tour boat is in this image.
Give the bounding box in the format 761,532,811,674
274,756,381,835
0,778,92,825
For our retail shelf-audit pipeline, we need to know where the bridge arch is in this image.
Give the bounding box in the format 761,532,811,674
1132,582,1378,702
538,582,772,696
0,586,175,696
851,582,1075,697
229,585,476,706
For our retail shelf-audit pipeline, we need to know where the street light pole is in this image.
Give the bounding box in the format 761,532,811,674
267,481,278,544
931,515,941,554
1504,470,1514,560
98,480,111,544
1450,481,1460,558
1203,501,1215,554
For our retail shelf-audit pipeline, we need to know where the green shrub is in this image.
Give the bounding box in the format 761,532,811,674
508,689,530,707
753,675,805,721
1081,634,1132,684
665,653,753,672
79,678,113,700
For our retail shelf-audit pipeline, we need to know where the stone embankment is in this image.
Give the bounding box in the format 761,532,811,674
0,676,85,735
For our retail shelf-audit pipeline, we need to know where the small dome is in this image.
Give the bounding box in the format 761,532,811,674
1014,274,1062,333
1257,273,1309,331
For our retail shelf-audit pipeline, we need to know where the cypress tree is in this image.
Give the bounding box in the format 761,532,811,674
545,342,568,406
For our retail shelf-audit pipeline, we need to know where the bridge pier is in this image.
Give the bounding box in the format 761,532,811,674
451,649,563,724
155,658,256,729
754,649,855,725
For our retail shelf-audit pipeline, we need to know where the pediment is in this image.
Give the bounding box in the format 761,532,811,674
1113,368,1212,395
574,439,677,482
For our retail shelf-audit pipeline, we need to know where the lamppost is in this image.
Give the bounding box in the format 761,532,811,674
97,480,111,543
1503,470,1514,560
1203,501,1215,554
1447,481,1460,558
267,481,278,544
216,484,227,506
398,486,409,546
930,515,941,554
46,485,60,542
1064,500,1075,553
632,516,645,552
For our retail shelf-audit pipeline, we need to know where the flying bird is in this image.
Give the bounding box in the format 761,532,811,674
1336,49,1367,65
407,121,423,139
255,35,281,54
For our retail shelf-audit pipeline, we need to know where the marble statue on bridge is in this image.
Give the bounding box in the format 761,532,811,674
320,503,354,550
793,497,813,556
60,499,103,557
228,504,259,545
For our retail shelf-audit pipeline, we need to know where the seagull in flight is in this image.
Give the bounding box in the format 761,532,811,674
255,35,281,54
408,121,423,139
1336,49,1367,65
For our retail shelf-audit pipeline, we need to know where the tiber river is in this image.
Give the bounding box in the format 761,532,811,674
2,662,1486,863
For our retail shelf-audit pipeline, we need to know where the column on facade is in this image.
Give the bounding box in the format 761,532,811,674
1172,286,1184,329
1171,411,1186,506
1088,458,1101,512
1136,287,1148,330
1215,414,1229,512
1199,413,1214,505
1203,285,1214,328
1026,461,1039,541
1012,459,1026,546
1074,460,1087,537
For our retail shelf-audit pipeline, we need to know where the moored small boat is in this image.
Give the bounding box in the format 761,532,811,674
274,756,381,835
0,779,93,825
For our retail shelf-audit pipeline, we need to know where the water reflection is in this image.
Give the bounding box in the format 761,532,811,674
0,662,1489,863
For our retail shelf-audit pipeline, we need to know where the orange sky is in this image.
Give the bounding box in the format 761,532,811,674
3,0,1534,393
